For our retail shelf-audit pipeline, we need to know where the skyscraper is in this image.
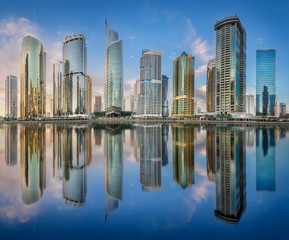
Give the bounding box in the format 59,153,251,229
139,49,162,116
63,34,87,115
207,59,216,112
20,35,46,118
256,128,276,191
279,102,286,117
53,61,63,116
215,16,247,114
86,75,92,114
173,52,195,117
246,94,255,115
161,75,169,117
133,79,140,113
130,95,135,112
5,75,17,118
104,19,123,116
94,94,102,112
256,49,276,116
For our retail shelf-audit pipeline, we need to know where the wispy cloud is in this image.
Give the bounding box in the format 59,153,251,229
256,37,264,44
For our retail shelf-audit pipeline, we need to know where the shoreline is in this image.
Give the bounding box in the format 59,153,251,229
1,118,289,126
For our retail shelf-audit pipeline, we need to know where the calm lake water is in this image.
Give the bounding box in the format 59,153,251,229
0,123,288,239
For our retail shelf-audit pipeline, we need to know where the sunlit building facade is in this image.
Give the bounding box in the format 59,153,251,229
256,49,276,116
246,94,255,115
63,34,87,115
104,19,123,116
207,59,216,112
173,125,195,189
86,75,92,114
5,75,18,118
162,75,169,117
53,61,64,115
134,79,140,113
20,35,46,118
173,52,195,117
139,49,162,116
20,125,46,205
215,16,247,113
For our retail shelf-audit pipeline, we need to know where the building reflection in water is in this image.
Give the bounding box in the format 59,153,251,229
206,128,216,182
162,124,169,166
172,125,195,189
136,125,162,192
104,125,123,222
214,127,246,224
20,125,46,205
94,128,102,146
53,125,63,180
86,128,92,166
246,127,255,148
5,125,18,166
256,128,276,192
63,126,87,206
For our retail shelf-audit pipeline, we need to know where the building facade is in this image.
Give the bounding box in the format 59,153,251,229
104,19,123,116
20,36,46,118
246,94,255,115
139,49,162,116
162,75,169,117
53,61,63,115
5,75,18,118
63,34,87,115
86,75,92,114
256,49,276,116
207,59,216,112
94,95,102,112
133,79,140,113
280,102,286,117
173,52,195,117
215,16,247,114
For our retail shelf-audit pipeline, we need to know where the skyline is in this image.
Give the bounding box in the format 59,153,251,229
1,0,289,116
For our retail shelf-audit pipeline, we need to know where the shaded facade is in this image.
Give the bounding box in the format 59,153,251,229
86,75,92,114
256,49,276,116
207,59,216,112
104,19,123,116
215,16,247,113
94,94,102,112
172,125,195,189
5,75,18,118
162,75,169,117
53,61,64,115
20,125,46,205
173,52,195,117
20,36,46,118
139,50,162,116
133,79,140,113
63,34,87,115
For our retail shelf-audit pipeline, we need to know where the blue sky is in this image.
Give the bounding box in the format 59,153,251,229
0,0,289,115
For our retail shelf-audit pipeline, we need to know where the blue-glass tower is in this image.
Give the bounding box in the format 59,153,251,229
256,49,276,116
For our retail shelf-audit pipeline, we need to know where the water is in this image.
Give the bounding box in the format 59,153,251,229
0,123,288,239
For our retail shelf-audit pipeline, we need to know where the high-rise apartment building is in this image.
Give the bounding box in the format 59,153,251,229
86,75,92,114
139,49,162,116
5,75,17,118
215,16,247,114
162,75,169,117
53,61,63,116
173,52,195,117
246,94,255,115
133,79,140,113
63,34,87,115
256,49,276,116
130,95,134,112
104,19,123,116
279,102,286,117
20,36,46,118
94,94,102,112
207,59,216,112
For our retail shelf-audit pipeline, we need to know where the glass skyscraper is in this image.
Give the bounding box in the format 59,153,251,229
161,75,169,117
53,61,63,116
206,59,216,112
86,75,92,114
63,34,87,115
139,49,162,116
5,75,18,118
104,19,123,116
256,49,276,116
215,16,247,113
173,52,195,117
20,35,46,118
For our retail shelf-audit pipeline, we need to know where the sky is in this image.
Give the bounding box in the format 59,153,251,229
0,0,289,115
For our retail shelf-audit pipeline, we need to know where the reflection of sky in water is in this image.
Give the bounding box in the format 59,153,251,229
0,123,288,239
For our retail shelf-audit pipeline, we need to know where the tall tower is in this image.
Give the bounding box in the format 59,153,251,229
5,75,18,118
104,19,123,116
20,36,46,118
207,59,216,112
139,49,162,116
173,52,195,117
256,49,276,116
63,34,87,115
86,75,92,114
53,61,63,116
161,75,169,117
215,16,247,114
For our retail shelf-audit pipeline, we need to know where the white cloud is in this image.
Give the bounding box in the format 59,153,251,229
195,64,207,76
191,37,213,63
